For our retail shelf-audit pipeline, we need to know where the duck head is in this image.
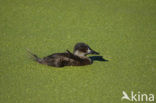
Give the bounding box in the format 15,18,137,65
73,42,99,57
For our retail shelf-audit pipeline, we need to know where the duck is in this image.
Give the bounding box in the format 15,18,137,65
27,42,99,67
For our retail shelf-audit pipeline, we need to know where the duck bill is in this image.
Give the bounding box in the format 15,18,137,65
90,49,99,55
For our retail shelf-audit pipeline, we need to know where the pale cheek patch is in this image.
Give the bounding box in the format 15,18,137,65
74,50,85,57
87,49,91,53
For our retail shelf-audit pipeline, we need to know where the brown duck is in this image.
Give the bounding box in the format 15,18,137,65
27,42,99,67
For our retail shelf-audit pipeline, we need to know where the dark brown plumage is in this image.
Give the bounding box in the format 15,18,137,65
27,42,99,67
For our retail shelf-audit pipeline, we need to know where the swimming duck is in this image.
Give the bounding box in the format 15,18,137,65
27,42,99,67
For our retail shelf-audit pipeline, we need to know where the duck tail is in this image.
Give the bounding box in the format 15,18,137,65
26,49,43,63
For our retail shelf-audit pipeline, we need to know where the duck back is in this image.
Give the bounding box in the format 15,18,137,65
41,52,92,67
